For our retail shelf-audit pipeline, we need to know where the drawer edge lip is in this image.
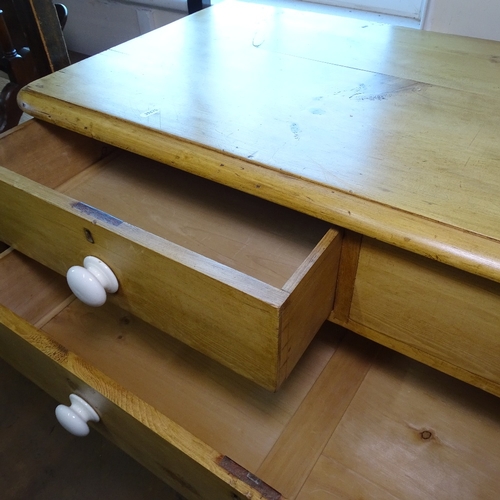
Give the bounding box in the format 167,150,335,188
283,227,340,293
0,303,269,499
18,89,500,285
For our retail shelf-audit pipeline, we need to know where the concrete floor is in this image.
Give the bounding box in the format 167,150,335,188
0,356,186,499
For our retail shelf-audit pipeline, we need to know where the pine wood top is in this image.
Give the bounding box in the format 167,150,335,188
18,0,500,281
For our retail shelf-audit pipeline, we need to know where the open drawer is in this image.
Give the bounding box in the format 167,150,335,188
2,250,500,499
0,120,341,390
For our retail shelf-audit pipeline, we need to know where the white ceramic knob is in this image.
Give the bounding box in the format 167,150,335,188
67,256,119,307
55,394,100,437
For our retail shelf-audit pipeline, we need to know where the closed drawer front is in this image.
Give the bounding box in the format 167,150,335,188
0,120,341,390
2,250,500,499
348,237,500,396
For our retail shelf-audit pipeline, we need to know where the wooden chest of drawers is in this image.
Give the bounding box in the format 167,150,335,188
1,119,500,499
2,1,500,497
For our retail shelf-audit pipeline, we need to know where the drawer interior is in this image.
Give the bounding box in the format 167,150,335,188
58,151,330,289
2,121,330,289
2,249,500,500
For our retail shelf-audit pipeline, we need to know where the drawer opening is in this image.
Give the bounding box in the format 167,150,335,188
57,149,331,289
0,120,342,390
0,249,341,497
0,120,331,289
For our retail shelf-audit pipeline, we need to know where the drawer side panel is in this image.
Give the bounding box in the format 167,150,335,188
279,228,342,385
0,119,107,188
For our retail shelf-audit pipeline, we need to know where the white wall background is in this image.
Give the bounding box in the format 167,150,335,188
61,0,187,55
60,0,500,56
422,0,500,41
310,0,423,19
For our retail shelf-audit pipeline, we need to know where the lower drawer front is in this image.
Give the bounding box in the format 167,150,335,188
2,251,500,500
349,237,500,396
0,312,249,500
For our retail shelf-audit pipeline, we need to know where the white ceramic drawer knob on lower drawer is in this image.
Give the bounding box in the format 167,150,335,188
67,256,119,307
55,394,100,437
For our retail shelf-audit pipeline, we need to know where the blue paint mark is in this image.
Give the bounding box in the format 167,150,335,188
71,202,123,226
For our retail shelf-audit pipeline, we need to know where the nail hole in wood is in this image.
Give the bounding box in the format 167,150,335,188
84,228,95,244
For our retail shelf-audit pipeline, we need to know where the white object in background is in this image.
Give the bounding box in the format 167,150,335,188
55,394,100,437
304,0,425,20
67,256,119,307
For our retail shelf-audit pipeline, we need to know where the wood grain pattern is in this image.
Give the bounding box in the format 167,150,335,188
0,253,267,499
257,332,378,499
0,166,283,388
309,349,500,499
17,1,500,283
3,3,500,496
0,307,263,500
0,250,336,499
347,237,500,396
40,300,337,474
0,249,71,325
0,119,107,187
330,230,362,324
279,229,342,384
59,148,331,288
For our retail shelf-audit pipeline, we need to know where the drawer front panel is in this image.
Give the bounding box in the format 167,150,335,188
0,168,287,388
349,237,500,395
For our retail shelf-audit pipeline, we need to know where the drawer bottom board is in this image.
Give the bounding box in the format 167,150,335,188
1,250,500,499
